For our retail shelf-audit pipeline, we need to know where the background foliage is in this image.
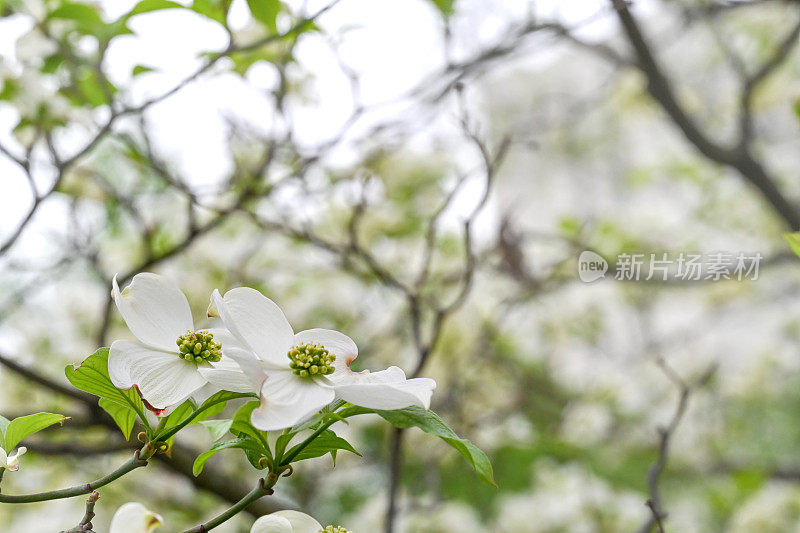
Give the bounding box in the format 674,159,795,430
2,0,800,531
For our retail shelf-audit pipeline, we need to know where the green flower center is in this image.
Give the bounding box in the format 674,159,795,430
319,527,352,533
288,342,335,377
176,330,222,364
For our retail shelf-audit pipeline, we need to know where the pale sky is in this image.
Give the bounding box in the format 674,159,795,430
0,0,620,255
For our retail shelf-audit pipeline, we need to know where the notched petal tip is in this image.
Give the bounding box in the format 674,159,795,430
147,512,164,529
111,274,120,300
207,295,220,318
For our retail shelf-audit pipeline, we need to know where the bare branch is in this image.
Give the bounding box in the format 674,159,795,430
738,17,800,143
609,0,800,230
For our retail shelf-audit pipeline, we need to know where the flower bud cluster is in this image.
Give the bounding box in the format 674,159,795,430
288,343,335,377
176,330,222,363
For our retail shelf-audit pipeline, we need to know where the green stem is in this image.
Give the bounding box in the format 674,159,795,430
155,416,169,433
0,447,149,503
279,420,336,466
154,393,252,443
180,474,278,533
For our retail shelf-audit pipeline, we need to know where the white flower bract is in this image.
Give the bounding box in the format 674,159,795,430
0,446,26,472
202,287,437,431
250,510,337,533
108,502,164,533
108,273,239,412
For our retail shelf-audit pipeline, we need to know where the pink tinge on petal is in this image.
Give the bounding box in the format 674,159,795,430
135,385,167,416
293,328,359,378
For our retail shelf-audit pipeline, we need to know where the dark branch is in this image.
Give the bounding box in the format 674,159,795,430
609,0,800,230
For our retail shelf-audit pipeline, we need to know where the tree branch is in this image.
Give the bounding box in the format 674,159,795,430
609,0,800,230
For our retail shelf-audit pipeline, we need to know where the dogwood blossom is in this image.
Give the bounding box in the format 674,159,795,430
251,510,352,533
202,287,436,430
108,273,240,413
108,502,163,533
0,446,26,472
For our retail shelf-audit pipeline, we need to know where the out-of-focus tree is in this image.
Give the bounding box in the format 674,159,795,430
3,0,800,531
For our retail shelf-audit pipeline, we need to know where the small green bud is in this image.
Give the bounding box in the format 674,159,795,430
287,342,335,378
175,330,223,364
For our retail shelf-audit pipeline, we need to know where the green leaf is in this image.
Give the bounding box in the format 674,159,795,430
230,402,272,465
0,414,10,449
274,430,293,460
4,413,68,451
99,398,137,440
199,419,233,442
794,98,800,125
247,0,280,32
132,65,155,76
785,232,800,259
41,54,64,74
65,348,149,427
192,390,252,425
192,437,264,476
344,406,496,487
129,0,183,16
191,0,228,25
273,410,335,459
154,391,252,445
230,402,266,442
163,400,194,429
429,0,454,17
159,399,195,449
50,2,105,25
285,429,360,464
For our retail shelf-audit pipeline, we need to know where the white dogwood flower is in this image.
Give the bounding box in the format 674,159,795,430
109,502,163,533
0,446,26,472
109,273,239,413
203,287,436,430
251,510,352,533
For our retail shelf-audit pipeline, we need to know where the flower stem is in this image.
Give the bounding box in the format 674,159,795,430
0,447,150,503
180,473,278,533
154,393,253,443
155,416,169,433
279,420,336,466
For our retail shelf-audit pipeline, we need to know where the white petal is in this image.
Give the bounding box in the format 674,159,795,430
154,398,189,418
212,288,294,367
109,340,207,410
256,511,323,533
205,327,246,353
0,447,6,468
251,372,335,431
334,366,437,410
112,273,194,351
220,346,273,391
6,447,26,471
190,382,221,405
294,328,358,375
199,356,258,394
109,502,164,533
249,515,293,533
